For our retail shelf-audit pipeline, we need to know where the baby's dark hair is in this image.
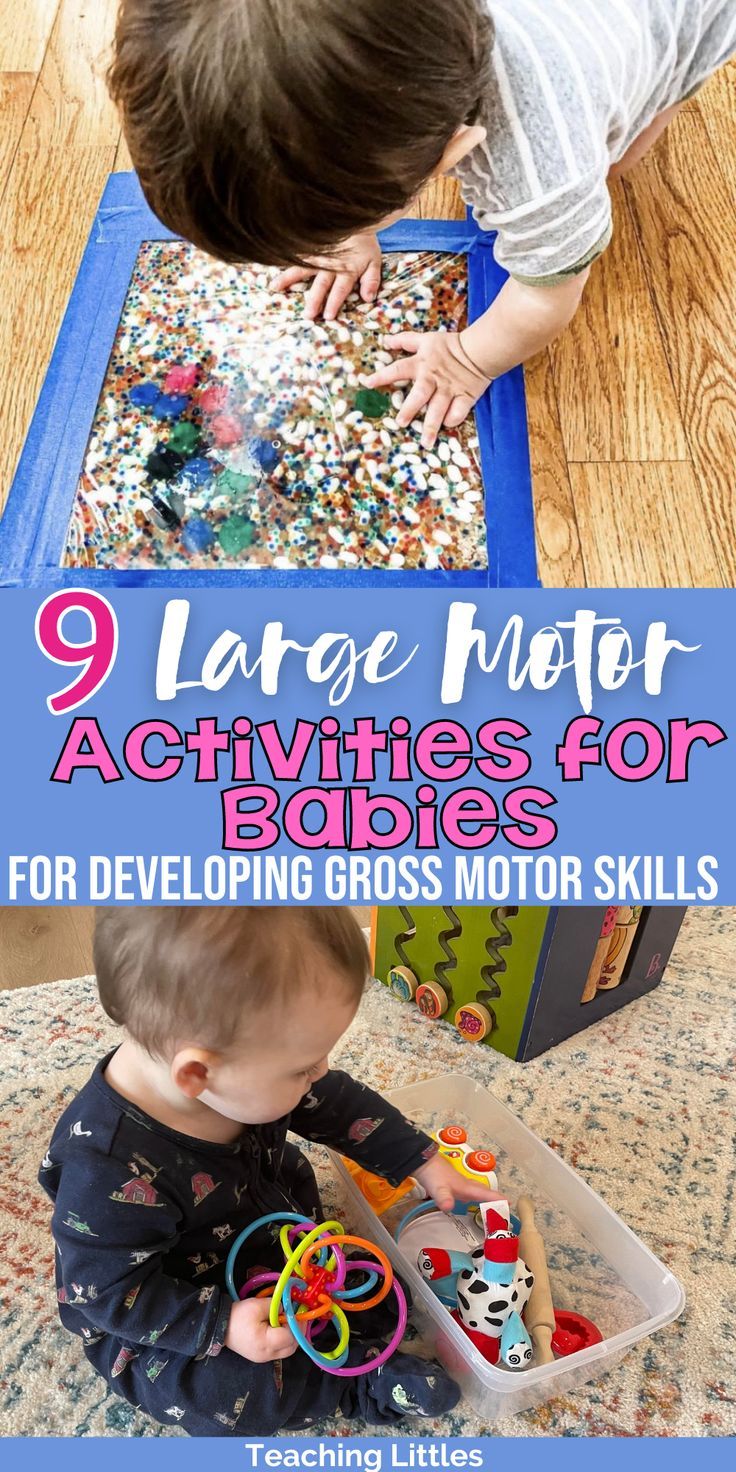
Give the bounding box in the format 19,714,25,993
94,907,369,1056
108,0,493,267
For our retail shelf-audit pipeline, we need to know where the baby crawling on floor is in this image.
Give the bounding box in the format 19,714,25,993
108,0,736,449
39,907,490,1436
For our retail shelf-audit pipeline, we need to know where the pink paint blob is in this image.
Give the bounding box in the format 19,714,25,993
164,364,200,393
199,384,229,414
211,413,243,447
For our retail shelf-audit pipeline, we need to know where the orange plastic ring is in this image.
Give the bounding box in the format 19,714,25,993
255,1286,334,1325
299,1235,394,1312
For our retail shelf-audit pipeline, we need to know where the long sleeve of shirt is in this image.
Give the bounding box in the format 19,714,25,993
289,1069,437,1185
49,1150,231,1359
454,0,736,283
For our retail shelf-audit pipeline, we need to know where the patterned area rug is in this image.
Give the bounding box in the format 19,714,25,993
1,907,735,1439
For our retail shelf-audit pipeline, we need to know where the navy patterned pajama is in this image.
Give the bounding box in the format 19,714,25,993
39,1055,446,1435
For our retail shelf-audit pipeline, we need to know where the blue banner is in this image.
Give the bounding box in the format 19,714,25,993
0,588,732,904
1,1436,734,1467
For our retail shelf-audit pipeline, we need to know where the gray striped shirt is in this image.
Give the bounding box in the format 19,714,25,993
455,0,736,281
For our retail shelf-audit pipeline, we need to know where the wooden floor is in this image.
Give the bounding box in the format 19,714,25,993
0,906,94,989
0,905,371,992
0,0,734,590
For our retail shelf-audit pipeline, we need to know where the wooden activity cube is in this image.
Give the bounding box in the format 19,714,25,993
371,906,686,1061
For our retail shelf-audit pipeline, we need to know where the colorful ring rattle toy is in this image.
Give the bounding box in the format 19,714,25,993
225,1211,407,1377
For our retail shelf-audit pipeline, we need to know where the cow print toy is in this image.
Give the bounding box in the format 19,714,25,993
418,1204,535,1369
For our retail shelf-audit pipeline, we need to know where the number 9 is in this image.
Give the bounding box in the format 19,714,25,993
35,589,119,715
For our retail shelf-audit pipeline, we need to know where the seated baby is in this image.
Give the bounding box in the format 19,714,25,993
39,906,486,1435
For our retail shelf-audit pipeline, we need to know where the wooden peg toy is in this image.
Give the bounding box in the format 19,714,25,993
516,1195,555,1365
416,981,449,1019
454,1002,494,1043
581,907,620,1003
596,906,643,992
387,966,418,1002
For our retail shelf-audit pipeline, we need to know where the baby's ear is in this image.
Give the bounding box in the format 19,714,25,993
433,124,487,177
171,1047,217,1099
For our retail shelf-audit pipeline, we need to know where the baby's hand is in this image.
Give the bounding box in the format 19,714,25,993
414,1154,508,1215
225,1297,298,1363
270,232,382,322
364,331,491,450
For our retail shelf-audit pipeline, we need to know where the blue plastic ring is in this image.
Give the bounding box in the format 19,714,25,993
225,1211,324,1301
282,1280,350,1370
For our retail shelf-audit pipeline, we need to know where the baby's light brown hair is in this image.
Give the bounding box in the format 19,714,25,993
94,907,369,1056
108,0,493,267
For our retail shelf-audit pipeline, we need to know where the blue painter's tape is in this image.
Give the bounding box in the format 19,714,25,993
0,174,538,588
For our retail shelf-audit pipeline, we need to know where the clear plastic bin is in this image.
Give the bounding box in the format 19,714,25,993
331,1072,685,1420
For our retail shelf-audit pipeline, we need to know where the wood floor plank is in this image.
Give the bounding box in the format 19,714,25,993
624,112,736,585
26,0,117,144
0,906,94,989
0,0,59,73
695,61,736,206
113,130,133,172
417,176,466,221
550,179,689,465
0,0,119,509
68,905,96,963
524,349,585,587
0,73,35,199
0,908,373,992
570,462,722,587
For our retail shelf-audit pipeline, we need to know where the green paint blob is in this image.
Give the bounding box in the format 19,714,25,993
355,388,390,419
218,469,259,495
168,421,201,455
219,514,255,554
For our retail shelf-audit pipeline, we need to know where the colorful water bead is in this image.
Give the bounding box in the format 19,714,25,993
219,469,260,496
151,392,190,420
128,381,162,409
248,435,285,473
178,456,215,486
211,414,243,448
168,420,201,455
182,518,215,553
164,363,201,394
219,514,255,554
146,446,185,481
355,389,390,420
65,242,486,574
